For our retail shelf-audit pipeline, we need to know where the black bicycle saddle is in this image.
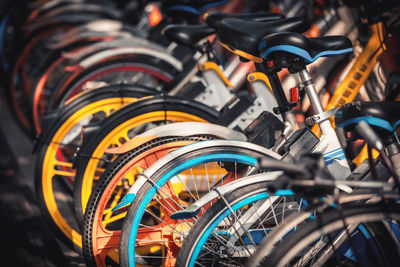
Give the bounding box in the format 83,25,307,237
163,24,216,47
259,32,353,64
215,17,307,62
205,11,283,29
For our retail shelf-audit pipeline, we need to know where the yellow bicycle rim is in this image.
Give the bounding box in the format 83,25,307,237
41,97,136,247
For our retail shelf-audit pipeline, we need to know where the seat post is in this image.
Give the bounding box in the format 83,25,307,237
298,68,333,137
263,69,296,131
298,69,324,114
266,72,291,111
296,67,351,179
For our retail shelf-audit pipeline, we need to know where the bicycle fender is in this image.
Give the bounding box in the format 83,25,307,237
62,38,182,70
111,175,148,211
105,122,247,155
79,46,183,71
48,31,131,50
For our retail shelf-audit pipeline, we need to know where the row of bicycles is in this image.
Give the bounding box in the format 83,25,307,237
1,0,400,266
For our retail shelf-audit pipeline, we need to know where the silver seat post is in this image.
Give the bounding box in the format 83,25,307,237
298,69,323,113
298,69,334,136
298,68,351,180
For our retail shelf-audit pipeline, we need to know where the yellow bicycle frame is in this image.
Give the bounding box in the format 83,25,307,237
312,22,386,165
198,61,236,88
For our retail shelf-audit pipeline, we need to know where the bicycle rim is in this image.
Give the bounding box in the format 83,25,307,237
36,96,138,249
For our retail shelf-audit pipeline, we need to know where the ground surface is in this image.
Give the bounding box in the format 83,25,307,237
0,90,84,266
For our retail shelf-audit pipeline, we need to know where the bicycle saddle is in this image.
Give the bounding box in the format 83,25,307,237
162,0,228,15
215,17,307,62
335,102,400,133
259,32,353,63
163,24,216,47
205,12,283,29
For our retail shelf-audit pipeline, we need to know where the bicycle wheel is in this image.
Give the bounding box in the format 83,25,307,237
119,140,280,267
176,179,301,267
30,42,115,134
31,51,82,135
10,26,71,133
34,84,155,251
258,202,400,267
73,96,218,229
49,54,180,109
83,136,214,267
30,37,164,134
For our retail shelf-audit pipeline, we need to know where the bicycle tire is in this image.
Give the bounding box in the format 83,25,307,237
9,26,72,133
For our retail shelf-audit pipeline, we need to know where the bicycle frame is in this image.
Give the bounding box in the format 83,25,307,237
311,23,386,127
298,69,352,180
245,66,351,180
302,22,386,167
325,22,386,119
